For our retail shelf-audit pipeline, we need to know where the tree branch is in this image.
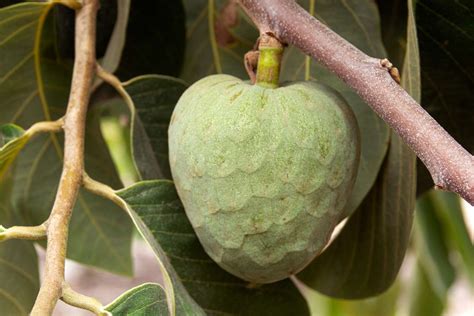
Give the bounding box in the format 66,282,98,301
30,0,98,314
238,0,474,204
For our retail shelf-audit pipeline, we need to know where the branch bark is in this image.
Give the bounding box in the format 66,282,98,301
30,0,98,314
238,0,474,204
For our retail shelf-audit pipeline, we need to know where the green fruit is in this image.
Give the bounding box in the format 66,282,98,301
168,74,360,283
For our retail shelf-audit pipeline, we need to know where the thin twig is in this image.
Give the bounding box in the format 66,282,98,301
238,0,474,204
30,0,98,314
61,283,110,316
0,223,47,242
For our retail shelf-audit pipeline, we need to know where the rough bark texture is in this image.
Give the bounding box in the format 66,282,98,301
31,0,98,314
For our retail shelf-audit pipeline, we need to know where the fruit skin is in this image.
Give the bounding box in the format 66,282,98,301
168,74,360,283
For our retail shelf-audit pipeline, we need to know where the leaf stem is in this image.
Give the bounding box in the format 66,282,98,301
30,0,98,314
25,117,64,137
95,64,134,112
61,283,110,316
82,173,127,209
0,223,47,242
238,0,474,204
255,34,284,88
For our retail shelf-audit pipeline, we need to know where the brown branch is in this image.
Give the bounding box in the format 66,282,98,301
30,0,98,314
238,0,474,204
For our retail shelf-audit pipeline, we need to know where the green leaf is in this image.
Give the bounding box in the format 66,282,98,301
409,262,445,316
124,75,188,180
415,0,474,193
98,0,130,75
302,280,399,316
401,0,421,103
298,2,419,296
14,109,133,276
115,182,206,316
181,0,257,83
0,174,39,315
181,0,390,216
0,124,28,178
105,283,169,316
0,3,133,275
0,124,24,146
415,193,455,298
427,190,474,287
116,181,310,315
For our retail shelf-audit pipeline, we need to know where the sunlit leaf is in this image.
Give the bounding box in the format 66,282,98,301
105,283,169,316
0,2,132,275
0,124,28,178
116,181,310,315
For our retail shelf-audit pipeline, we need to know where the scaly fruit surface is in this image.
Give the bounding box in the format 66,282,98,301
168,74,360,283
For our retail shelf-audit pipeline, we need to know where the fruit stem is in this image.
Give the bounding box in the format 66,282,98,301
255,34,284,88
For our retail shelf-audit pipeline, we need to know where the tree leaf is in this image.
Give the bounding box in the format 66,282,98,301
116,182,206,316
98,0,130,76
181,0,257,83
0,2,132,275
116,181,310,315
414,193,456,299
376,0,408,67
105,283,169,316
293,0,391,216
301,280,399,316
115,0,186,81
0,173,39,315
124,75,188,180
297,1,419,297
181,0,390,216
427,190,474,287
408,262,445,316
14,109,133,276
0,124,28,178
297,131,416,298
415,0,474,193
